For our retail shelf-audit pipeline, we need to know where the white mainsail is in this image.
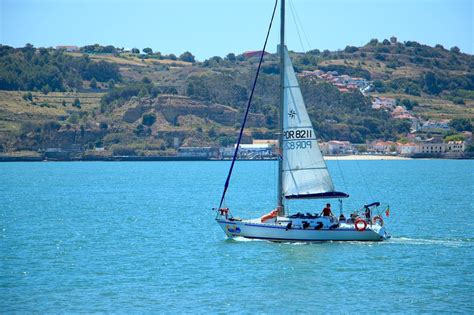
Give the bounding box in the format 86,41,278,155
281,47,339,199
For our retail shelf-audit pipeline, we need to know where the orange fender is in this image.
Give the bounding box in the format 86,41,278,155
261,209,279,223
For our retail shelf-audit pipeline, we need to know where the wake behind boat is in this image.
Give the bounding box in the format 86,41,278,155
214,0,390,242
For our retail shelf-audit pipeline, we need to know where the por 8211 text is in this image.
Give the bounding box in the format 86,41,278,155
285,140,313,150
284,129,312,140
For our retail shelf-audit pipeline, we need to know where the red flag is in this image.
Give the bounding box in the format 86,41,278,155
385,206,390,217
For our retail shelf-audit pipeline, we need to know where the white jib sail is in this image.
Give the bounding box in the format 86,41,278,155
282,47,335,198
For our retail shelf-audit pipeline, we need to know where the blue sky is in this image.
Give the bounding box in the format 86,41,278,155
1,0,472,60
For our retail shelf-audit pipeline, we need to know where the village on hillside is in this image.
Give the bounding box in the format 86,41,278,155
0,41,472,161
175,68,471,160
3,65,471,161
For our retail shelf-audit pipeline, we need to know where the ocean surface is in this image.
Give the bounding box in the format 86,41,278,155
1,160,473,313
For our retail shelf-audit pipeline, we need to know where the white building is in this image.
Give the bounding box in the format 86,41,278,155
369,140,397,153
419,120,450,132
177,147,219,158
327,140,352,155
419,143,446,154
396,142,420,155
446,141,465,153
417,140,465,155
237,144,273,159
371,97,396,110
56,45,79,52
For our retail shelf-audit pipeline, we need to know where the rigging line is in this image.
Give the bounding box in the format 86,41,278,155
289,0,312,52
355,158,374,202
336,156,348,194
218,0,278,210
288,0,306,53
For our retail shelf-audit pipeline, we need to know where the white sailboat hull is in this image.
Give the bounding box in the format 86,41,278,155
216,218,388,242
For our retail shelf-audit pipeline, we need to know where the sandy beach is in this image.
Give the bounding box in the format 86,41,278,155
324,154,412,160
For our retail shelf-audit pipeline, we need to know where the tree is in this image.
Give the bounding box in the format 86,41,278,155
108,79,115,89
444,134,465,142
143,47,153,54
73,98,81,108
179,51,195,63
225,53,236,62
68,112,79,124
374,53,385,61
448,118,472,132
401,99,411,109
99,121,108,130
382,39,391,45
404,82,421,96
344,46,358,53
141,76,151,84
401,98,418,110
22,92,33,101
142,113,156,126
452,97,465,105
367,38,379,46
138,87,149,98
308,49,321,55
41,84,51,95
373,80,386,92
90,78,97,89
424,71,441,94
208,127,217,138
450,46,460,54
131,48,140,54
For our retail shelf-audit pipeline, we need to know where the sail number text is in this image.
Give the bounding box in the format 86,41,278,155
284,129,314,150
285,140,312,150
284,129,312,140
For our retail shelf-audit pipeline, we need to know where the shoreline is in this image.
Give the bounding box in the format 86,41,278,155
323,155,413,160
0,154,471,162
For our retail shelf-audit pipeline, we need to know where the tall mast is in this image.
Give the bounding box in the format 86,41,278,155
277,0,285,215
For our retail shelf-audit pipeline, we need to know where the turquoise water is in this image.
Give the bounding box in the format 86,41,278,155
1,160,473,313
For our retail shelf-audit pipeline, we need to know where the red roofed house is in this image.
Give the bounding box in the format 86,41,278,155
327,140,352,154
243,50,269,58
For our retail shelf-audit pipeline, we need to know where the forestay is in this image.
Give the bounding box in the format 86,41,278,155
281,47,346,199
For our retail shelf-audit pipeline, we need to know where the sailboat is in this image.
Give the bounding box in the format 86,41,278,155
215,0,390,242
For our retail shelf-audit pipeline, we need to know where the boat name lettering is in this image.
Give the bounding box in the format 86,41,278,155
285,140,312,150
284,129,312,140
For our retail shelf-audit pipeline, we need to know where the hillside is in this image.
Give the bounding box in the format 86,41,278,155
0,39,473,156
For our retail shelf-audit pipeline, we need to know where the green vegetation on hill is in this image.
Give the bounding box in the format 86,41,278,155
0,39,473,156
0,44,121,92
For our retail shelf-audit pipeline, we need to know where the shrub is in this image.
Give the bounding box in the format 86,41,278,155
111,145,137,156
452,97,465,105
73,98,81,108
142,113,156,126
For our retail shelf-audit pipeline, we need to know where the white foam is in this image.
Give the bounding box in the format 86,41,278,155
387,237,472,247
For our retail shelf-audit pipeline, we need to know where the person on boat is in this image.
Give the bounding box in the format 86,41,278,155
347,212,358,223
364,206,371,220
321,203,333,217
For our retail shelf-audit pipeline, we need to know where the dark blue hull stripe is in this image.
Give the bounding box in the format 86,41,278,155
239,235,383,242
217,220,371,232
